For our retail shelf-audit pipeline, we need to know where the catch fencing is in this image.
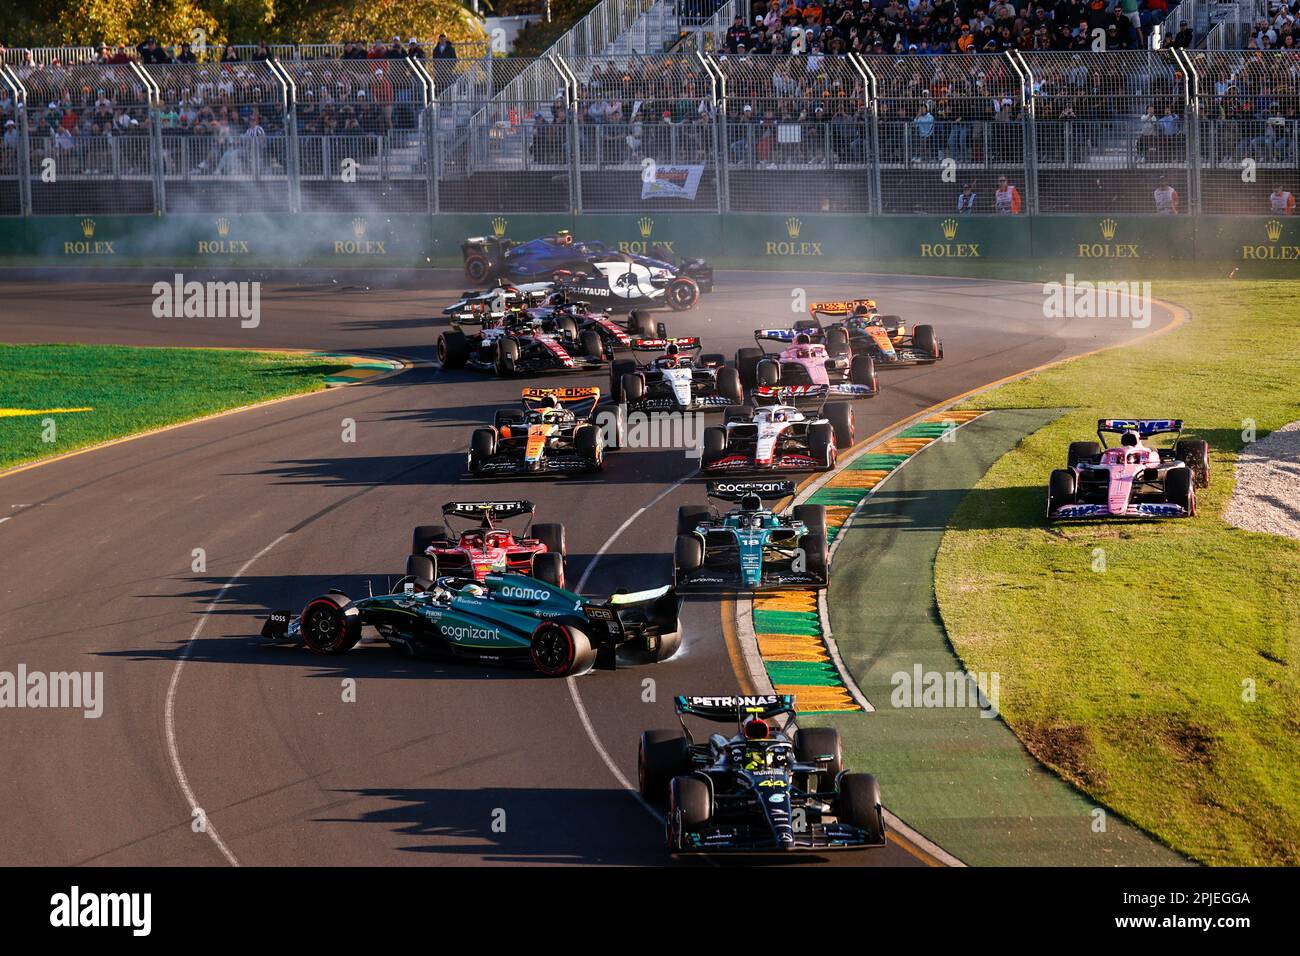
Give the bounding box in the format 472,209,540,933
0,50,1296,217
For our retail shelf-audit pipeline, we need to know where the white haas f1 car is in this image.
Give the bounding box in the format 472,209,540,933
609,338,744,412
702,385,855,474
1048,419,1210,520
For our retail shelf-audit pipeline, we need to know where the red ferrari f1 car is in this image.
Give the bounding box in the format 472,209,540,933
412,500,568,587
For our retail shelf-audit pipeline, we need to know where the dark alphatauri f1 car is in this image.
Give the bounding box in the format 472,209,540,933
262,560,681,677
459,230,710,311
412,500,568,588
1048,419,1210,520
437,299,607,377
608,337,744,411
701,385,855,474
808,299,942,367
674,481,829,591
467,386,615,479
639,695,886,853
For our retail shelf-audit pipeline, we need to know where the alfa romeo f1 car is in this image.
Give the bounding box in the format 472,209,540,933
809,299,942,367
638,695,886,852
467,386,614,478
608,338,744,411
735,327,878,398
261,562,681,677
459,230,710,311
1048,419,1210,520
443,285,665,352
412,500,568,588
437,299,607,377
674,480,829,591
701,385,855,474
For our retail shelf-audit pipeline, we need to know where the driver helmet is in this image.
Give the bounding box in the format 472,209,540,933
461,582,487,598
852,302,873,316
662,341,680,367
770,410,788,423
795,332,811,345
555,229,573,246
1120,430,1140,447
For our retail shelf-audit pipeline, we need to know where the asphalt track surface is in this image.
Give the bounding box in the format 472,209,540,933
0,268,1169,866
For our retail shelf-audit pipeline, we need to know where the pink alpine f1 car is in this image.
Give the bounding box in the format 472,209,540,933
1047,419,1210,520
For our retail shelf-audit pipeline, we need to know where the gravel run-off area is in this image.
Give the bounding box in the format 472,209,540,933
1225,420,1300,540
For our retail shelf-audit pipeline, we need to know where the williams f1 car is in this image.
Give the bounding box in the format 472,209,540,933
701,385,855,474
1048,419,1210,520
639,695,886,852
412,500,568,588
735,327,878,398
608,337,744,411
674,481,829,591
437,299,607,377
262,564,681,677
460,230,709,311
467,386,616,478
809,299,942,367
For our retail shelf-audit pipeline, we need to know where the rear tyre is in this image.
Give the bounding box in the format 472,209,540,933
825,326,850,357
411,524,447,555
676,505,710,536
849,354,877,391
826,403,855,449
463,252,491,284
495,336,519,377
531,551,565,588
716,365,743,404
666,277,699,311
756,359,781,388
437,331,470,370
794,727,844,786
621,372,646,404
299,593,362,655
1164,466,1195,515
405,554,436,591
735,347,764,390
580,328,604,359
1047,468,1076,517
912,324,939,361
555,315,579,341
1067,441,1103,468
668,775,712,849
532,522,566,557
802,533,828,583
529,621,596,677
639,730,690,803
609,360,636,404
837,773,885,844
793,504,827,538
1174,438,1211,487
628,309,656,338
808,421,836,469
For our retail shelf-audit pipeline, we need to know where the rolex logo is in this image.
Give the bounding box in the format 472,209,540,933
940,219,959,240
637,217,654,238
81,218,96,238
491,217,508,238
1266,219,1283,242
1099,218,1117,241
351,217,367,239
785,217,802,238
216,217,230,237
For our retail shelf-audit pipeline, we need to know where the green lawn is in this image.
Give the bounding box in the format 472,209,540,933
0,344,348,471
935,280,1300,865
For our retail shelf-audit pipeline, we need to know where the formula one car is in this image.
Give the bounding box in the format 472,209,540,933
638,695,886,852
735,328,878,398
437,298,610,377
674,480,829,591
467,386,612,478
809,299,942,367
261,563,681,677
701,386,854,474
1048,419,1210,520
608,337,744,411
412,501,568,588
460,230,710,311
443,285,665,351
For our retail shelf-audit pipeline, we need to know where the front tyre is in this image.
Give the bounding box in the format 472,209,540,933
1047,468,1076,517
668,775,712,851
1164,466,1195,515
299,593,362,655
531,551,566,588
529,620,596,677
639,731,690,803
666,277,699,311
437,331,470,370
837,772,885,845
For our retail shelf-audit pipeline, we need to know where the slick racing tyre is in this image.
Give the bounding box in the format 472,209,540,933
495,336,520,377
808,421,836,469
531,551,565,588
676,505,710,537
1067,441,1102,468
1164,467,1195,515
610,360,637,403
639,731,690,803
912,324,940,361
826,325,851,357
411,524,447,555
802,532,829,583
621,371,646,404
1174,438,1211,488
299,593,362,655
756,359,781,388
468,428,497,475
575,424,602,471
826,402,855,449
716,365,743,405
849,354,877,391
837,773,885,844
666,277,699,311
792,503,827,539
628,309,656,338
668,775,712,850
529,620,596,677
437,331,470,370
794,727,844,786
735,347,764,391
581,328,604,359
405,554,436,591
463,253,491,284
532,522,566,557
556,315,579,341
1047,468,1076,517
701,426,727,468
674,534,704,578
724,404,754,424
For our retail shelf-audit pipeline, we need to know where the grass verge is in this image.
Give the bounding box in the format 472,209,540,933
935,280,1300,865
0,344,349,471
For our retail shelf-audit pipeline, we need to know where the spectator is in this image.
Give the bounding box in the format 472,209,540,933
176,42,198,64
431,34,456,60
406,38,426,60
957,182,977,212
1270,183,1296,215
994,175,1022,213
1153,177,1179,214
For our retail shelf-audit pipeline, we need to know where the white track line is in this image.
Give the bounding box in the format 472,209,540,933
165,533,289,867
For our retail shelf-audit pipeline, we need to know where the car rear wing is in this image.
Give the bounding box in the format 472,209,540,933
706,480,796,502
810,298,876,317
629,336,701,353
751,383,830,411
674,694,797,723
441,500,535,523
752,328,827,353
522,386,601,404
1097,419,1184,444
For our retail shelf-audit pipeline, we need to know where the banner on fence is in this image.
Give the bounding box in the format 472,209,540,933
642,165,705,201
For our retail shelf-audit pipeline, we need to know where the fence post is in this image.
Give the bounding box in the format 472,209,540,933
552,55,582,213
850,54,879,215
1008,50,1038,215
2,66,32,216
1174,47,1200,215
698,51,727,214
131,62,165,214
409,57,439,215
267,59,301,213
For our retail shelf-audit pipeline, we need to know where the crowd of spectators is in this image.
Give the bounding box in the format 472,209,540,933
1239,3,1300,50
